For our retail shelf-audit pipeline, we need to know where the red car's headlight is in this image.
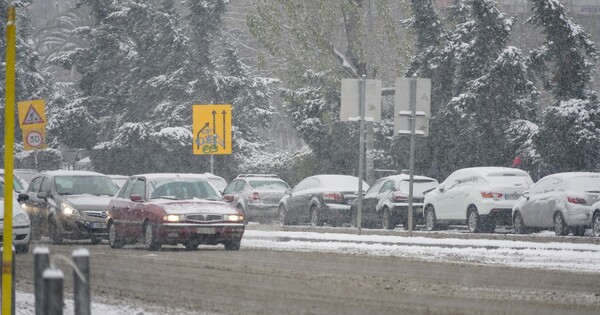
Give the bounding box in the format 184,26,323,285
163,214,184,222
224,214,244,222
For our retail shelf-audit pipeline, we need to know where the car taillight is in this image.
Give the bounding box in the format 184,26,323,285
567,197,587,204
393,192,409,201
223,195,234,202
481,192,503,199
323,192,343,203
247,191,260,201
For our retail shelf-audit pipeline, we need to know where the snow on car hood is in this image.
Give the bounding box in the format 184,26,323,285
61,195,114,210
150,199,239,215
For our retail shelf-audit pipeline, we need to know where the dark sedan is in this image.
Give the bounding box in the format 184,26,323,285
107,173,245,251
279,174,369,227
18,170,119,244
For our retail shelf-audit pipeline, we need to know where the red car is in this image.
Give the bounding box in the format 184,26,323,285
106,173,245,251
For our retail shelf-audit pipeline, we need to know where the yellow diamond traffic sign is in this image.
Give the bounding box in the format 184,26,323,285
192,104,232,155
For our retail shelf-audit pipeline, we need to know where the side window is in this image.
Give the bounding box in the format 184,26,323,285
29,177,42,193
380,181,395,193
129,179,146,199
40,177,52,194
293,179,308,192
118,179,135,198
234,181,246,193
223,181,238,194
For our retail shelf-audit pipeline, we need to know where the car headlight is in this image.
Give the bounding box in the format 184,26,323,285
13,213,30,225
224,214,243,222
163,214,184,222
61,203,80,216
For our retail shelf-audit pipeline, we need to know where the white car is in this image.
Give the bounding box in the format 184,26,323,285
590,200,600,237
0,180,31,253
513,172,600,236
423,167,533,233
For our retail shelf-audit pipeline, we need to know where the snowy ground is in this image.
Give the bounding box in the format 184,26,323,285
14,228,600,314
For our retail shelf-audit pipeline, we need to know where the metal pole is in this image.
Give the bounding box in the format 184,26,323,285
0,246,16,315
210,155,214,174
34,247,50,315
408,78,417,237
357,76,366,235
34,150,39,171
72,248,91,315
2,7,17,315
43,266,64,315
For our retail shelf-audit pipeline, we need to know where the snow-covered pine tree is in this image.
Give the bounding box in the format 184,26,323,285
527,0,600,172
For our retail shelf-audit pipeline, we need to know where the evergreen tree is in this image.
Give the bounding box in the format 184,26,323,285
527,0,599,172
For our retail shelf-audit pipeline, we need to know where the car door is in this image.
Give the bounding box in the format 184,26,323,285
110,177,135,236
436,178,460,220
126,177,147,236
519,178,549,227
452,176,478,220
23,176,44,237
536,178,562,227
363,179,386,213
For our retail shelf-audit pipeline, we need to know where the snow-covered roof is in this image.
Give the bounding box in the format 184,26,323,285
455,167,529,177
384,174,437,181
41,170,106,177
133,173,211,180
542,172,600,180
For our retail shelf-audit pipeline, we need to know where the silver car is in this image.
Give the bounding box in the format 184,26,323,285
223,174,290,224
512,172,600,236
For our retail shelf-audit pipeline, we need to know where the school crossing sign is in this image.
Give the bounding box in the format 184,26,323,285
17,99,47,150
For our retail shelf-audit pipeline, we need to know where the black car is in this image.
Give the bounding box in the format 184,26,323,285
18,170,119,244
279,174,368,227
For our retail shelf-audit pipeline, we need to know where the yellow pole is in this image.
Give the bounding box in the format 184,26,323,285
2,5,16,315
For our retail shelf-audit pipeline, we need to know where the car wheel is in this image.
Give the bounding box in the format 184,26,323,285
15,244,29,254
467,208,481,233
513,212,528,234
310,205,322,227
224,239,241,251
108,222,124,249
184,240,200,251
49,219,63,245
554,212,569,236
90,236,102,245
424,206,437,231
593,212,600,237
382,207,394,230
279,205,290,226
144,223,161,251
572,226,586,237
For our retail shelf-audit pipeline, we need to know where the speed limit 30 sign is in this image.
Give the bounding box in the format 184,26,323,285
23,127,47,150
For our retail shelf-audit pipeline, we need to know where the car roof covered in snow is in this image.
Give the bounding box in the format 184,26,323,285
541,172,600,180
133,173,212,180
383,174,438,182
453,167,530,177
40,170,107,177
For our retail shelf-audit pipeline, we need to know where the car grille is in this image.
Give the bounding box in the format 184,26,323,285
186,214,223,223
84,211,107,218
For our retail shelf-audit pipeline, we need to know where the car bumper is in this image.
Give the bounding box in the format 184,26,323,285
565,205,592,226
392,203,425,221
246,204,279,221
158,223,245,244
322,204,352,224
60,215,108,239
0,224,31,246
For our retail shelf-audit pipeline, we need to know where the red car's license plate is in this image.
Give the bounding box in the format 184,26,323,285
196,227,215,234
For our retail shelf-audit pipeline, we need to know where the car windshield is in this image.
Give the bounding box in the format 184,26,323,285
1,174,26,192
149,178,221,200
55,175,119,196
564,176,600,190
398,180,438,195
249,180,289,191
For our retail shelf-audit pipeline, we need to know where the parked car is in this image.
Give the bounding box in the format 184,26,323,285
107,174,129,188
512,172,600,236
590,200,600,237
0,179,31,253
14,168,39,184
204,172,228,192
423,167,533,233
106,173,245,251
0,169,29,193
18,170,119,243
351,174,439,230
279,174,369,227
223,174,290,224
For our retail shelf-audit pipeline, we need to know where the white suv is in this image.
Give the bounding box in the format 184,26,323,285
423,167,533,233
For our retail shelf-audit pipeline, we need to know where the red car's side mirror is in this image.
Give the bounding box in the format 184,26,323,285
130,194,143,202
223,195,234,202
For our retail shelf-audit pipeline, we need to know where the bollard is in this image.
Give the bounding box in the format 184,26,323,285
72,248,90,315
0,245,16,315
33,246,50,315
43,266,64,315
